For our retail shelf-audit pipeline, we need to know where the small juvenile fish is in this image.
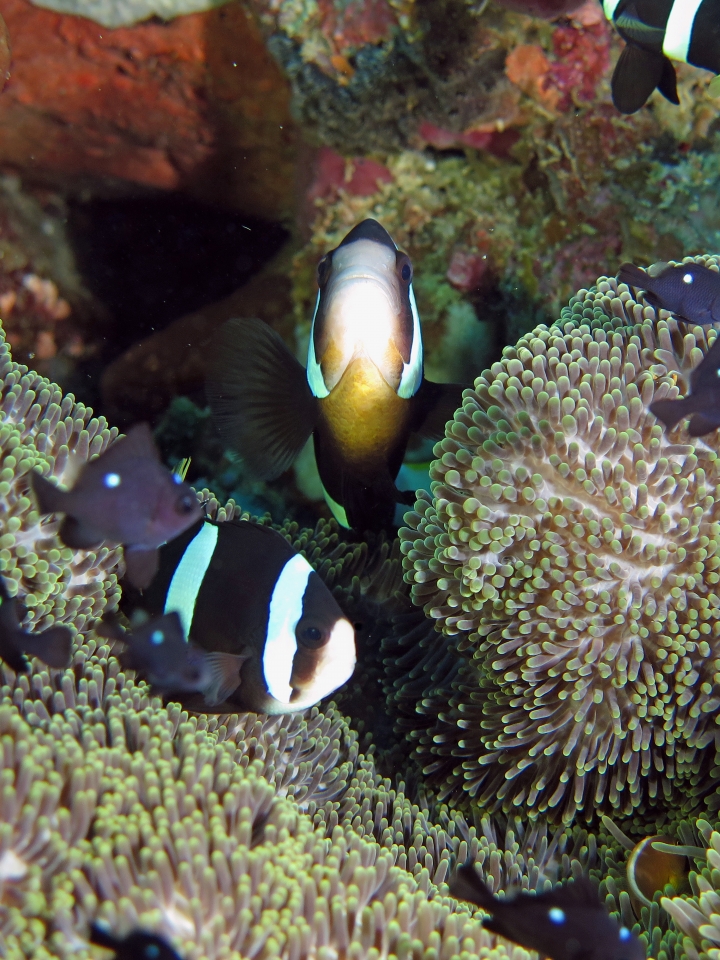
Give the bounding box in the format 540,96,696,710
89,922,182,960
0,575,71,673
449,861,645,960
105,611,247,705
649,335,720,436
208,219,467,533
618,261,720,325
129,517,356,714
31,423,202,590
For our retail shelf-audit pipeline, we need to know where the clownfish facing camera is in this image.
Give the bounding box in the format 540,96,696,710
208,219,467,533
125,517,356,714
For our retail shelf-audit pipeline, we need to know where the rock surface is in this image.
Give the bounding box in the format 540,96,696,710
0,0,296,219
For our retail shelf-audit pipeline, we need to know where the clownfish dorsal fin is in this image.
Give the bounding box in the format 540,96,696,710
207,318,318,480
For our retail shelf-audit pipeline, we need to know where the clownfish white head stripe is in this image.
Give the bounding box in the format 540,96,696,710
263,553,313,703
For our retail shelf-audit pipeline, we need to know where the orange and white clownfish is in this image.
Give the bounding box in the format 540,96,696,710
207,219,468,532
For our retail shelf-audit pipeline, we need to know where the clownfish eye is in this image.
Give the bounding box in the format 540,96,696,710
298,624,325,647
176,494,196,515
397,256,413,283
317,254,332,287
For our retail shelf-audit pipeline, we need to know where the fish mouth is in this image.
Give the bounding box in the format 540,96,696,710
312,239,411,394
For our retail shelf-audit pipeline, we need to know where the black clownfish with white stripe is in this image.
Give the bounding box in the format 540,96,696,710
207,219,467,533
603,0,720,114
124,517,356,714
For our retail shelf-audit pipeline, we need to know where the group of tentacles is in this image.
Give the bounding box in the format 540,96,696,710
4,257,720,959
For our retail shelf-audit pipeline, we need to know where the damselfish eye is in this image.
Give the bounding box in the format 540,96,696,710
317,254,332,287
298,624,325,648
176,494,196,515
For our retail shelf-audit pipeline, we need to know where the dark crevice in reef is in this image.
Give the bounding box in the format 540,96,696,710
65,192,288,409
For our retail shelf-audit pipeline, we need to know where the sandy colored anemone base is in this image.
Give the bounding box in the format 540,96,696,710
400,255,720,823
0,328,121,639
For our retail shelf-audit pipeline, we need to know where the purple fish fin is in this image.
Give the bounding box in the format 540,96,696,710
688,412,720,437
59,515,105,550
207,318,317,480
200,650,248,704
649,397,692,433
611,44,664,114
617,262,650,290
100,422,159,471
123,546,160,590
449,862,496,910
0,637,30,674
529,875,600,909
21,626,73,669
31,471,68,515
412,380,469,441
96,609,127,642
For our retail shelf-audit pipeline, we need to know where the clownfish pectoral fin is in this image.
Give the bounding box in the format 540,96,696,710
411,380,469,441
123,546,160,591
200,650,248,704
341,471,399,532
207,318,318,481
658,55,679,105
611,44,665,114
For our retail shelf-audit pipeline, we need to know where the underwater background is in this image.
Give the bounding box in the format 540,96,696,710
3,0,720,957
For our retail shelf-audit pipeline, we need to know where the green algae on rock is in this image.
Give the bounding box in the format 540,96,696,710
400,255,720,824
0,326,122,642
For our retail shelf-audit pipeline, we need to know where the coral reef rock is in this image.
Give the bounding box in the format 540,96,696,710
400,255,720,824
0,0,295,219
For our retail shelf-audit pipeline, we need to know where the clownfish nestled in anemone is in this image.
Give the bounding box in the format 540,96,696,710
208,219,467,533
122,518,356,715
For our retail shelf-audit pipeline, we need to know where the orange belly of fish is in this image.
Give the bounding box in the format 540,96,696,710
318,357,412,467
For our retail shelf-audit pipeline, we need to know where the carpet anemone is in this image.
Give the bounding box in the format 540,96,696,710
0,327,122,638
400,255,720,823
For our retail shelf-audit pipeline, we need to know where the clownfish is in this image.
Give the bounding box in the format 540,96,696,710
207,219,467,533
31,423,202,590
125,517,356,714
449,862,645,960
603,0,720,114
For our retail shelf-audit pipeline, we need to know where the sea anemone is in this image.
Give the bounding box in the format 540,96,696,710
400,255,720,823
0,326,122,641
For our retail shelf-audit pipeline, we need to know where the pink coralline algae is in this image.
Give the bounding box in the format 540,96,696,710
546,22,611,109
505,22,611,112
316,0,397,55
307,147,394,204
417,121,520,158
447,247,491,293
